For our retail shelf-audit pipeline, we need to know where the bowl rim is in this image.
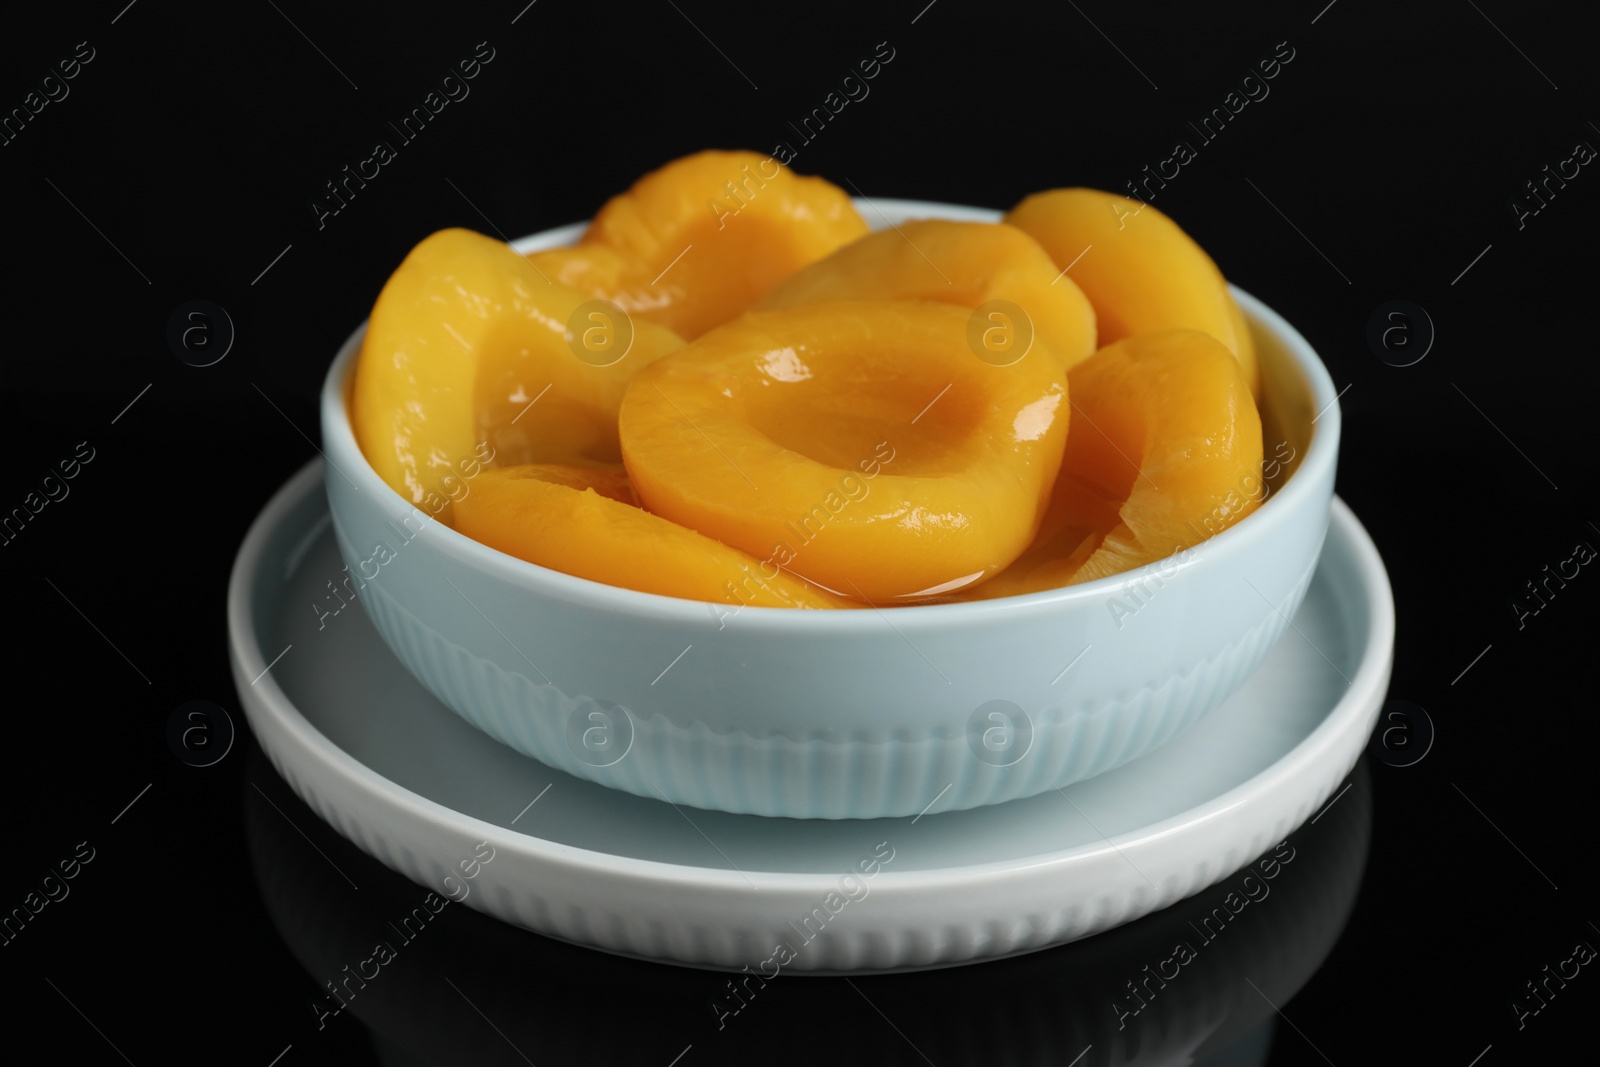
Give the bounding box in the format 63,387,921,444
320,198,1340,630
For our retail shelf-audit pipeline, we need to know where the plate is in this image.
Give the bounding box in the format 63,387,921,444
230,461,1392,972
246,741,1373,1065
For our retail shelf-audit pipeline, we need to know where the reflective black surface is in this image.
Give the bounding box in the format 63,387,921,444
4,2,1595,1063
246,745,1373,1066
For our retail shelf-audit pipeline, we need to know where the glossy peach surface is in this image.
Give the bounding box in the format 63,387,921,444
529,150,868,340
1006,188,1259,394
454,465,849,608
757,219,1097,369
619,300,1070,601
351,228,683,521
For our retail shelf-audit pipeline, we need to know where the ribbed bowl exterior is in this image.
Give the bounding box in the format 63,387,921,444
350,522,1318,819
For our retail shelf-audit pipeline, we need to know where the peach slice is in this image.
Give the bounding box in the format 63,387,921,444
527,150,869,340
351,228,684,519
756,219,1097,370
962,328,1263,598
1005,188,1259,394
618,301,1070,602
453,465,849,608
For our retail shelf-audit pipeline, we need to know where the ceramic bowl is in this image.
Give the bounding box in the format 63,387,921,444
317,199,1338,819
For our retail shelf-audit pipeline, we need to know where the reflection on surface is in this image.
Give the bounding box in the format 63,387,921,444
247,744,1371,1066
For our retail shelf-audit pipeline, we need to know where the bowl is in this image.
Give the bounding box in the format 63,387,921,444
318,199,1339,820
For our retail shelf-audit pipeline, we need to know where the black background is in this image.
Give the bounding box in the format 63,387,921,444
2,1,1596,1064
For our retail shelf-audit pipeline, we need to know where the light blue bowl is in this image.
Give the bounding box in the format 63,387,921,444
318,200,1339,820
